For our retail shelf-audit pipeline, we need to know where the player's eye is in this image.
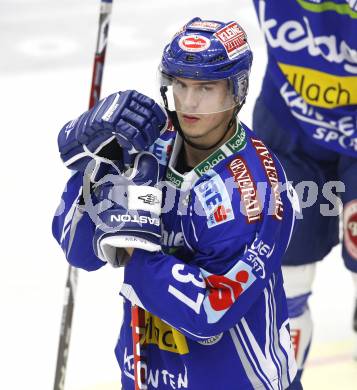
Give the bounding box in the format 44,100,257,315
199,84,214,93
173,79,186,89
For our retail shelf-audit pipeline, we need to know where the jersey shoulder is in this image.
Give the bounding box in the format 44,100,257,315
188,122,289,243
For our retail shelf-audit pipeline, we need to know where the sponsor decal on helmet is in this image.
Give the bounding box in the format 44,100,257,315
178,34,211,52
188,21,221,32
214,22,248,59
344,200,357,260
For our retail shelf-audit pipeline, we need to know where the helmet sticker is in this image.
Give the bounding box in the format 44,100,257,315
178,34,211,53
214,22,248,60
188,21,221,32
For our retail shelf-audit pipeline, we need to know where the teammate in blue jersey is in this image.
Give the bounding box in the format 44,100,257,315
53,18,302,389
251,0,357,379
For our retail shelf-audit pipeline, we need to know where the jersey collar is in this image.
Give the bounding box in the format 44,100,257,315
165,121,247,189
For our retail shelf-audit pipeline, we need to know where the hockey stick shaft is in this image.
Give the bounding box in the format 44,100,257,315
53,2,113,389
89,0,113,109
132,305,148,390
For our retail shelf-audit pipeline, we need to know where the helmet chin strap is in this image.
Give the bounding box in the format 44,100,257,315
167,103,244,151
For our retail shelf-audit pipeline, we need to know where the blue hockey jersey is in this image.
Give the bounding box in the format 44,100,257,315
53,122,298,389
253,0,357,157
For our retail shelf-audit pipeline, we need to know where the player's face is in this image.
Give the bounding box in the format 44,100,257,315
173,77,235,146
172,77,234,115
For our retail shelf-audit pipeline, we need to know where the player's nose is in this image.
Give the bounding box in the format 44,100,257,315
181,88,200,112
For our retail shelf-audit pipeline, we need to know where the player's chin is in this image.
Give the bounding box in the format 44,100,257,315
181,128,207,141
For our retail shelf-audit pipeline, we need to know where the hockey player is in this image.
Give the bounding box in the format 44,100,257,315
252,0,357,380
53,18,302,389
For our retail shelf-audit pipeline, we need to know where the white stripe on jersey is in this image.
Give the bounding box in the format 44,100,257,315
268,276,294,388
266,277,283,390
67,205,86,256
236,320,275,389
180,217,195,252
229,328,267,389
60,186,82,244
229,275,295,389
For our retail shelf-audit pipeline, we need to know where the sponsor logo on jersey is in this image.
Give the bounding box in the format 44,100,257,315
123,348,188,387
138,193,160,205
188,20,221,32
205,271,249,311
214,22,248,59
195,174,234,228
279,63,357,109
166,167,184,188
201,262,255,323
296,0,357,15
194,150,226,177
178,34,211,52
279,81,357,153
259,1,357,73
213,204,229,223
300,0,323,3
344,200,357,260
227,157,262,223
312,126,357,152
226,124,247,153
150,137,174,164
110,214,160,226
245,238,275,279
251,138,284,221
197,333,223,346
142,311,189,355
162,229,185,247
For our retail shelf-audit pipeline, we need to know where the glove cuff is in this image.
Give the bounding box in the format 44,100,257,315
99,235,161,266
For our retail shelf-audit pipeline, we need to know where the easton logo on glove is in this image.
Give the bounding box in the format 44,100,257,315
138,194,161,205
110,214,160,226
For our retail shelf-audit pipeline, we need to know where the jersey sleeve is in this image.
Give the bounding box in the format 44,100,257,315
121,149,296,341
52,171,106,271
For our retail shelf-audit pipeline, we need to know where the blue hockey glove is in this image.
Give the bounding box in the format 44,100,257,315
92,152,162,267
58,90,168,171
